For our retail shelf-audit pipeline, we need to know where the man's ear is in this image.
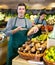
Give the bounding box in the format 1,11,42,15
17,8,18,14
17,6,18,13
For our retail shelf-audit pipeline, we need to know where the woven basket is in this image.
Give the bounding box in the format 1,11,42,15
43,56,55,65
18,51,44,61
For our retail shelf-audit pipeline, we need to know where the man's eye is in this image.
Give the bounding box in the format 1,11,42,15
19,8,21,10
19,8,25,10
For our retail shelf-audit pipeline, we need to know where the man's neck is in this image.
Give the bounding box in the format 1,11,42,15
18,15,24,18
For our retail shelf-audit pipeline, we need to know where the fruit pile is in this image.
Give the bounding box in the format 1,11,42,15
18,39,47,54
41,25,53,32
18,34,48,61
46,15,55,25
44,46,55,62
0,12,5,21
32,33,48,41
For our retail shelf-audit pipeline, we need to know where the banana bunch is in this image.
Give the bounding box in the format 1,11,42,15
36,34,48,41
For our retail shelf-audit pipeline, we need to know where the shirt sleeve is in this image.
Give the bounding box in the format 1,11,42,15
2,18,14,36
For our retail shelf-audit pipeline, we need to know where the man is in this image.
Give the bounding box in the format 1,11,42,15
2,3,32,65
27,11,48,37
34,11,48,31
33,11,48,37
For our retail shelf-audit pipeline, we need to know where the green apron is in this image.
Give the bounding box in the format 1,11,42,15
6,17,28,65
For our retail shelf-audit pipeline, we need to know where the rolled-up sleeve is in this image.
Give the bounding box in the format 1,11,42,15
3,18,14,36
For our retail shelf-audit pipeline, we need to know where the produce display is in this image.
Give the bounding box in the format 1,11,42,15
46,15,55,25
4,14,13,22
18,40,47,54
0,11,55,25
31,33,48,41
18,33,47,60
25,14,30,19
44,46,55,62
41,25,53,32
4,13,17,22
0,12,5,21
30,15,38,21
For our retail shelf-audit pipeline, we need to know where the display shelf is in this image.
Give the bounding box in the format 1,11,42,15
12,55,45,65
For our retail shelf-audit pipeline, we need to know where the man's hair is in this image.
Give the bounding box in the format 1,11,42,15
17,3,26,9
39,11,46,16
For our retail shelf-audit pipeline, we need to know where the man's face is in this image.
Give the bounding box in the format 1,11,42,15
40,14,46,20
17,6,26,16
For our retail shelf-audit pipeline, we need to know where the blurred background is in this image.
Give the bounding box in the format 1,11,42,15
0,0,55,27
0,0,55,65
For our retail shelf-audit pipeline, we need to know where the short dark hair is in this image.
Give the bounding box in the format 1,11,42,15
17,3,26,9
39,11,46,16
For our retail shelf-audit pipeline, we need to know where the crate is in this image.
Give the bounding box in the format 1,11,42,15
47,37,55,48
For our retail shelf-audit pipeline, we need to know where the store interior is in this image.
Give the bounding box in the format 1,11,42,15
0,0,55,65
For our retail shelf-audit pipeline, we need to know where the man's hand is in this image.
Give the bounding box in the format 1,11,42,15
16,26,23,30
34,27,39,33
12,27,24,34
27,25,39,36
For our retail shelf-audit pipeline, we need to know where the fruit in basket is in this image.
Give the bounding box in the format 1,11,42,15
31,38,39,42
36,51,40,54
35,43,40,49
18,39,47,54
36,34,48,41
22,44,26,49
44,46,55,62
18,39,47,61
18,47,24,52
25,45,30,51
29,42,34,48
18,33,47,61
30,46,36,53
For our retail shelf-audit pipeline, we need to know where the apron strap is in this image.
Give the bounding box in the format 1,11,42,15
37,18,39,24
25,19,27,28
14,17,18,26
37,18,44,24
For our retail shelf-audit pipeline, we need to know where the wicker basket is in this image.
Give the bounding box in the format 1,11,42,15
43,56,55,65
18,51,44,61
